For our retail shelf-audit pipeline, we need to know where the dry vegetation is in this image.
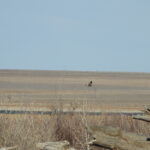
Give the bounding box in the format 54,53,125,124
0,70,150,111
0,112,150,150
0,70,150,149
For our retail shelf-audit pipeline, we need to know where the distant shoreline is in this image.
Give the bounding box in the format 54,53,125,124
0,109,144,116
0,69,150,74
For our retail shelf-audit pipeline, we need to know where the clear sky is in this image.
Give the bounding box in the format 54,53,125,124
0,0,150,72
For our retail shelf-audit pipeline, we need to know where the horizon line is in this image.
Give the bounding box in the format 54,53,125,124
0,68,150,74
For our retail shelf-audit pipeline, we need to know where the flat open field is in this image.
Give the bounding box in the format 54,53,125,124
0,70,150,150
0,70,150,112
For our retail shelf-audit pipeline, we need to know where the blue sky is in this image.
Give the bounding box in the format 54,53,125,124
0,0,150,72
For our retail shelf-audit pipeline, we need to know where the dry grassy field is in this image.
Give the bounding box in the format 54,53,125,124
0,70,150,150
0,69,150,112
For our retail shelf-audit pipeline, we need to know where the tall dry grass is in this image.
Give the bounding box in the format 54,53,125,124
0,112,150,150
0,114,54,150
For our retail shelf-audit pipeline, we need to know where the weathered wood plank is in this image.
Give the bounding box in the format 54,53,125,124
0,146,17,150
142,105,150,115
36,141,76,150
133,115,150,122
144,105,150,112
88,126,150,150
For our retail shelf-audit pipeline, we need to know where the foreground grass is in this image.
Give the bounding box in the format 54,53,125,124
0,113,150,150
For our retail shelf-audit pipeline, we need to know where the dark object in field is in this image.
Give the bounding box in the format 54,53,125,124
147,137,150,141
88,81,93,87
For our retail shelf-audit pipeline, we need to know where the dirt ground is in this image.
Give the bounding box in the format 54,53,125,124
0,70,150,112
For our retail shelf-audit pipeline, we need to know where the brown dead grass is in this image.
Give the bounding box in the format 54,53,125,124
0,113,150,150
0,71,150,149
1,70,150,109
0,114,54,150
